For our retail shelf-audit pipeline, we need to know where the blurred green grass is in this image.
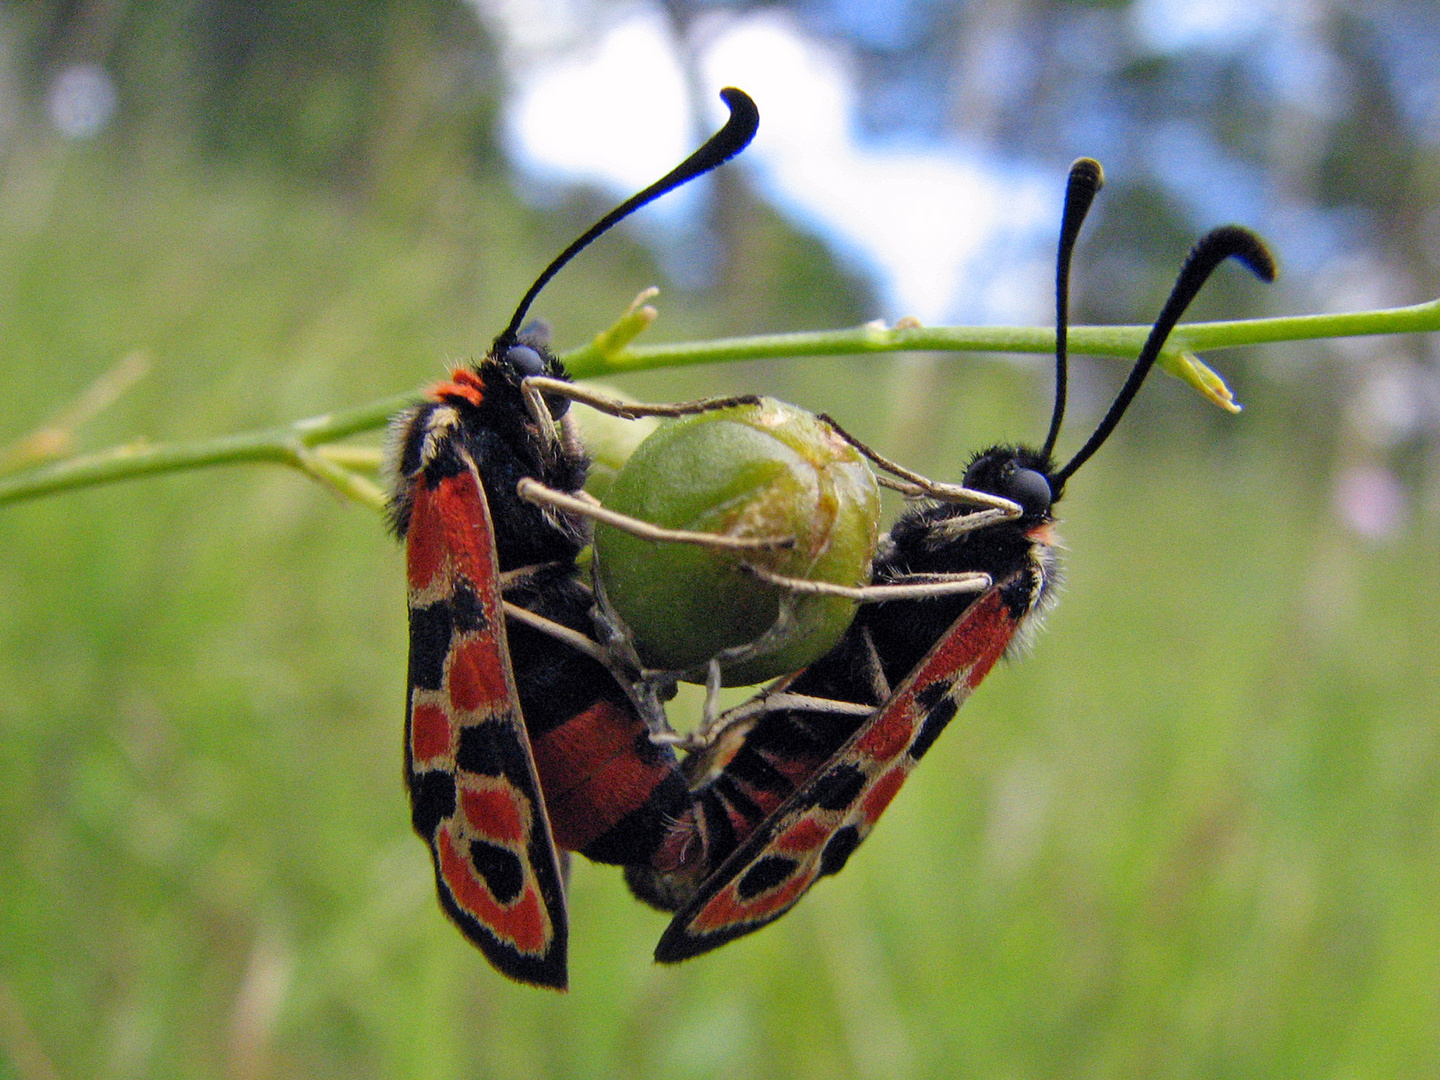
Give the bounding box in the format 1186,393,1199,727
2,129,1439,1080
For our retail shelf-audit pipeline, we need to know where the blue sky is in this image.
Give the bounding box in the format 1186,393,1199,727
470,0,1328,326
479,2,1060,324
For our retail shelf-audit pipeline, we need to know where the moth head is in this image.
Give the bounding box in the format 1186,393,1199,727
962,445,1056,522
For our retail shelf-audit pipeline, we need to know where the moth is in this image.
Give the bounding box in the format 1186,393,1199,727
625,159,1277,961
387,88,761,989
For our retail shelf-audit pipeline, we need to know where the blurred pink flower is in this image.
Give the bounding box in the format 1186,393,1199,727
1333,463,1407,541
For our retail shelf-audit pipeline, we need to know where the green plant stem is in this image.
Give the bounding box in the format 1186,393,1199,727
564,298,1440,373
0,393,413,508
3,299,1436,510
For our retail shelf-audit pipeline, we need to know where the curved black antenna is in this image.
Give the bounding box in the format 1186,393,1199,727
496,87,760,349
1052,225,1275,487
1040,157,1105,461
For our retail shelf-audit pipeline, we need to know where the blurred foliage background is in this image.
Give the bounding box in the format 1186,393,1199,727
1,1,1438,1078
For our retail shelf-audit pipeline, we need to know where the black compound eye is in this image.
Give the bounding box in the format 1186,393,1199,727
504,344,547,378
1001,466,1052,517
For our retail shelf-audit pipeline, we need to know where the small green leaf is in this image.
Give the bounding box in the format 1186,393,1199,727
1157,348,1242,413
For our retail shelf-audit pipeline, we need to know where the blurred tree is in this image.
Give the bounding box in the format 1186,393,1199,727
18,0,499,186
661,0,1437,337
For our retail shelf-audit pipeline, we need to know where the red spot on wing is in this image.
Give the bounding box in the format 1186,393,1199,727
460,784,527,845
925,591,1011,687
855,700,916,761
448,637,510,713
691,865,816,935
406,488,446,591
965,643,1006,689
860,765,908,826
772,816,829,857
688,888,746,935
435,473,495,572
438,828,549,955
411,703,454,765
408,463,501,597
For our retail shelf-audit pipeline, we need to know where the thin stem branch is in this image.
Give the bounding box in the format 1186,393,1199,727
1,299,1435,510
563,298,1440,374
0,392,414,507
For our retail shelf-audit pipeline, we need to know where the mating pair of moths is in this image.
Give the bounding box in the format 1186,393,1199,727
389,88,1274,989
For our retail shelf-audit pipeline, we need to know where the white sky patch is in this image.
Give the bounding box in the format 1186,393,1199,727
506,13,694,198
487,3,1058,324
702,14,1054,323
47,63,118,138
472,0,588,56
1130,0,1277,54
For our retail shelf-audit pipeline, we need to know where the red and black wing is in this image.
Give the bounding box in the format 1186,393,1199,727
403,444,569,989
654,584,1022,963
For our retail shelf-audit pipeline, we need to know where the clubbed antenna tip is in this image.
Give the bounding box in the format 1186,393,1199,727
1040,157,1106,462
496,87,760,351
1053,224,1276,487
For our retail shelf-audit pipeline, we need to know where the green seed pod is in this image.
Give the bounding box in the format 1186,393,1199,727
593,398,880,686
